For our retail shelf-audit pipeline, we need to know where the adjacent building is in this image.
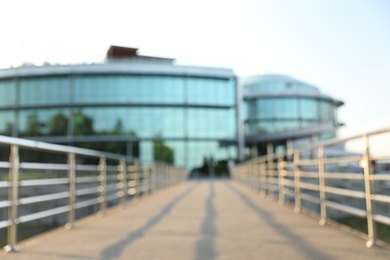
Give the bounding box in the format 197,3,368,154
0,46,344,173
242,74,344,156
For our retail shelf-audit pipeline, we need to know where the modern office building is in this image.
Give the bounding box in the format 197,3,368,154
242,74,344,156
0,46,344,172
0,46,240,173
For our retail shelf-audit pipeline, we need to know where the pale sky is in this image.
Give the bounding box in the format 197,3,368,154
1,0,390,139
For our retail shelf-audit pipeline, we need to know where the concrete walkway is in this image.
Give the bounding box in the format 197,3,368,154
1,180,389,259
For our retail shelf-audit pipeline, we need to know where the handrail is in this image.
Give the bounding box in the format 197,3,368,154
0,135,187,253
232,126,390,248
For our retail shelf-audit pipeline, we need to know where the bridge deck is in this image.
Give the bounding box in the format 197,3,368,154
2,180,389,259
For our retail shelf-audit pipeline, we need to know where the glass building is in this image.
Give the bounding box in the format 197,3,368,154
242,74,344,156
0,46,344,171
0,46,240,173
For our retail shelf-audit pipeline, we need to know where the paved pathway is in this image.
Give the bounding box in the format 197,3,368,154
1,180,389,259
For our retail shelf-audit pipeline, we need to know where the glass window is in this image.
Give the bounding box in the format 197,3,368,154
0,111,14,135
130,107,185,138
320,100,334,121
128,76,185,104
253,99,273,119
187,141,229,172
273,120,300,132
19,109,70,136
74,76,129,103
273,98,298,119
300,98,318,119
73,107,185,138
19,77,70,105
187,77,235,106
73,107,125,135
0,80,16,107
187,108,235,138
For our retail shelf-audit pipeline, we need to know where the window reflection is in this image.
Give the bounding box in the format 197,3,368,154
3,73,237,170
18,109,69,136
0,80,15,107
245,96,336,135
0,111,14,135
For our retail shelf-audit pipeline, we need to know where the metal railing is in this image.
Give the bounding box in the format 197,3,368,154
0,135,187,253
232,127,390,248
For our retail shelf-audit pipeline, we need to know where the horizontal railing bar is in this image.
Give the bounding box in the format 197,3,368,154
300,193,320,204
371,174,390,181
298,172,319,178
281,171,294,177
75,165,98,171
324,173,363,180
299,182,320,191
76,176,98,183
0,200,11,209
20,178,69,187
323,156,361,164
325,186,366,199
18,205,70,224
295,127,390,152
298,159,318,166
0,181,10,188
76,187,98,196
19,192,70,205
0,135,133,161
326,201,366,217
371,194,390,203
282,179,295,187
373,214,390,226
0,220,11,229
0,161,10,168
371,155,390,162
19,162,68,171
75,198,99,209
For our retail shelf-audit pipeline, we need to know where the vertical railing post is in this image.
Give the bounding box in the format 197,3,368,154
118,159,127,207
362,135,377,248
133,160,139,198
293,151,301,213
255,159,260,194
254,160,257,192
318,146,327,225
65,152,76,229
278,154,285,205
127,161,137,199
98,156,107,216
139,164,144,197
148,165,153,194
267,143,274,198
163,165,167,188
162,164,166,189
259,158,267,197
151,164,156,192
4,144,20,253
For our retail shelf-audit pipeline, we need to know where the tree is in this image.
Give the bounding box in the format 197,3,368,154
25,114,44,136
153,141,174,164
48,113,68,135
111,118,123,135
73,109,94,136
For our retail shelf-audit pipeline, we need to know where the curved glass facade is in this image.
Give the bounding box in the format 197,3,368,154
243,75,342,141
0,64,238,172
